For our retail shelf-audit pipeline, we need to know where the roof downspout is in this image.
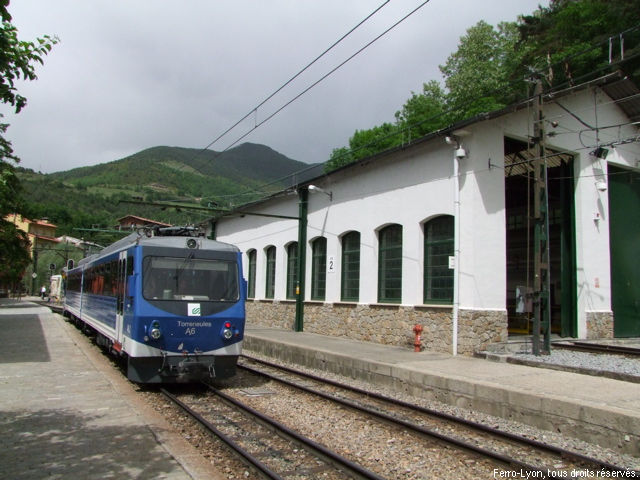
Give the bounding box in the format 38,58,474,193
446,135,466,356
452,149,460,356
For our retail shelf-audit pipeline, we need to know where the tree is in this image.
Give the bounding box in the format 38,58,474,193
0,1,58,291
325,0,640,172
325,123,400,172
394,80,448,141
518,0,640,87
439,20,523,120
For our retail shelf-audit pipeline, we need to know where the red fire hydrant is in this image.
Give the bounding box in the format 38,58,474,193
413,324,423,352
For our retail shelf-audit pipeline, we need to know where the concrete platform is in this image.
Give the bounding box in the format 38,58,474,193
244,327,640,456
0,298,222,480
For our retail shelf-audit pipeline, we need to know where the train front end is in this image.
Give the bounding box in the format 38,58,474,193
125,236,246,383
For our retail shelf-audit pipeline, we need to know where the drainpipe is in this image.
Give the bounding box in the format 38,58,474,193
446,136,465,356
452,150,460,356
295,187,308,332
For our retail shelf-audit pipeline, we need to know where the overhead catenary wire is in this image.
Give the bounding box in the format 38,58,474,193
164,1,405,205
219,73,640,204
185,0,435,203
196,20,640,207
194,0,392,158
218,0,434,153
315,38,640,179
163,1,392,185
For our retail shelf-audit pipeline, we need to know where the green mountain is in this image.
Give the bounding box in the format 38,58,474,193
49,143,314,202
18,143,321,243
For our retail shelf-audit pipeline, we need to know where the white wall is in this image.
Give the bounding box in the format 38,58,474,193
216,137,508,311
214,84,640,338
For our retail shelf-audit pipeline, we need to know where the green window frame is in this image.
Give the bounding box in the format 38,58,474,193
286,242,298,300
424,215,454,304
311,237,327,300
247,249,256,299
341,231,360,302
378,224,402,303
265,246,276,299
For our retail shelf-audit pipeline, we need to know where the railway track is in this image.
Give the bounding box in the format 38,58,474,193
161,385,386,479
552,341,640,357
239,354,639,478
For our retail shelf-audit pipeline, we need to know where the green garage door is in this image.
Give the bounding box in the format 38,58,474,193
609,165,640,337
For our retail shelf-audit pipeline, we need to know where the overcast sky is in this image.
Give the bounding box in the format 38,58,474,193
4,0,548,174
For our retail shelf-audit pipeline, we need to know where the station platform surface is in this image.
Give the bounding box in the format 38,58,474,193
244,327,640,456
0,298,222,480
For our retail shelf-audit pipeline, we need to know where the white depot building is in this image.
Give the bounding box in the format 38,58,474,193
208,74,640,355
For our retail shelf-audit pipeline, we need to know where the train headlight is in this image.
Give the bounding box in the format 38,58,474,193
222,322,233,340
149,320,162,340
150,327,162,340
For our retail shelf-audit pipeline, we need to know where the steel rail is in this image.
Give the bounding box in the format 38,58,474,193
239,361,546,476
241,354,637,476
205,384,387,480
553,341,640,356
161,388,283,480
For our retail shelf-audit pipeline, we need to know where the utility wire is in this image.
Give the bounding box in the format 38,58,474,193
190,0,434,203
194,0,391,158
220,0,433,153
316,31,640,176
200,20,640,206
166,1,392,198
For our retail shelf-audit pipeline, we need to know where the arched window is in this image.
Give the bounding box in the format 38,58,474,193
341,231,360,302
247,249,256,298
378,224,403,303
265,246,276,299
311,237,327,300
286,242,298,300
424,215,454,304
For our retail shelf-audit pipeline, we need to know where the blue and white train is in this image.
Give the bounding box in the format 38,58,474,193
63,227,246,383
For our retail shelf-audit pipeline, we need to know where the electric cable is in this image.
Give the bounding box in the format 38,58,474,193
320,37,640,178
161,1,393,188
195,0,392,157
187,20,640,208
218,0,433,153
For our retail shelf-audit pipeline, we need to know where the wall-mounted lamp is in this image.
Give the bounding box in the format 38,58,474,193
590,147,609,160
445,134,467,159
308,185,332,201
595,180,608,192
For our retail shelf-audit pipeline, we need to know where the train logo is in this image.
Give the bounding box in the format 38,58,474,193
188,303,201,316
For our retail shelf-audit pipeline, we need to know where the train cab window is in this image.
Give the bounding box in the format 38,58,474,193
142,256,239,302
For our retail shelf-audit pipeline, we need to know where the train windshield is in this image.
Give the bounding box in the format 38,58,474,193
142,256,239,302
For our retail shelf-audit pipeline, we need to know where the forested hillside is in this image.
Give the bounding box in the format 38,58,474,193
17,143,320,242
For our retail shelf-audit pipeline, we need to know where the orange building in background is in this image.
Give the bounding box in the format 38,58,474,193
5,213,60,258
5,214,59,256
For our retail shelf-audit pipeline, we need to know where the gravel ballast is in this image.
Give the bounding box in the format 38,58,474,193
144,347,640,478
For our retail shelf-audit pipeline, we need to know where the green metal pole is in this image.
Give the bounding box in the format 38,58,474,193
209,220,217,240
295,187,308,332
533,79,551,355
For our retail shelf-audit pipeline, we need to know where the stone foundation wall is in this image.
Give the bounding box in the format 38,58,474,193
246,300,295,330
457,309,508,355
246,300,508,354
586,310,614,339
